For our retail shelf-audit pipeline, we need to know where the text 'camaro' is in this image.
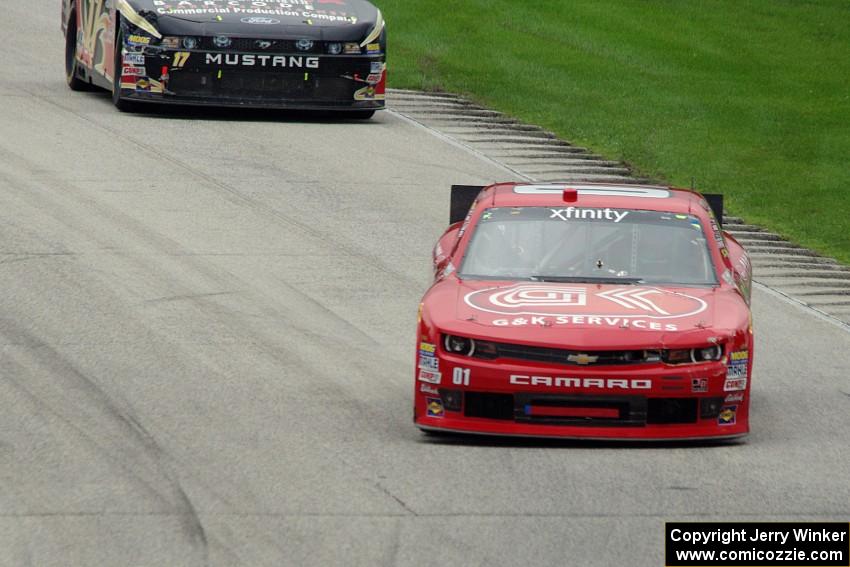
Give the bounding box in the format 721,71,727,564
415,183,754,440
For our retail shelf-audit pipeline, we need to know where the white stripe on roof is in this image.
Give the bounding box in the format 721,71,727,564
513,184,671,199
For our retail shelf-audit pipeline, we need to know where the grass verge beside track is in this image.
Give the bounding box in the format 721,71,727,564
381,0,850,263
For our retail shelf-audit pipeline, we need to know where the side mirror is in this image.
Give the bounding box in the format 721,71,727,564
433,222,462,277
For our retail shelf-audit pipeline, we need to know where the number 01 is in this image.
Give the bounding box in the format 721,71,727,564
452,367,470,386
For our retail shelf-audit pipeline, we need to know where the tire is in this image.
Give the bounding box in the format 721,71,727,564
112,22,138,112
65,10,92,91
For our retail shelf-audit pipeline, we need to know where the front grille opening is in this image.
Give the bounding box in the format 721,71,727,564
516,394,645,426
169,72,356,101
647,398,698,424
198,38,325,54
464,392,513,420
473,341,661,366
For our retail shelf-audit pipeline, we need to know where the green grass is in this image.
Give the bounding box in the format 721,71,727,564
379,0,850,263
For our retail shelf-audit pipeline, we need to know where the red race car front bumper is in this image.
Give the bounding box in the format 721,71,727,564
413,351,750,441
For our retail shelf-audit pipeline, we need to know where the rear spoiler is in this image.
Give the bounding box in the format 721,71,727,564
450,184,725,228
702,193,725,228
450,185,485,224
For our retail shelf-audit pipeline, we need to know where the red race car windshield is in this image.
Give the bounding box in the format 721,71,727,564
459,207,718,286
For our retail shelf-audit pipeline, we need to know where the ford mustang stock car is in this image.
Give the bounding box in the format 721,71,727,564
415,182,754,440
62,0,386,116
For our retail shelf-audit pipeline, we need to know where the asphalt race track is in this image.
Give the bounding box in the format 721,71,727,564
1,5,849,567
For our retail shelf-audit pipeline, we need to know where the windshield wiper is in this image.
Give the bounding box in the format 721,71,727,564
529,275,644,284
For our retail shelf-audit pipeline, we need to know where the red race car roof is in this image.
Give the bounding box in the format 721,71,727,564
480,182,707,216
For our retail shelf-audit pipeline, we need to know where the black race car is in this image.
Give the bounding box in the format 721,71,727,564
61,0,386,117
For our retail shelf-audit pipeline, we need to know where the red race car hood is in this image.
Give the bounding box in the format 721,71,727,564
426,278,747,350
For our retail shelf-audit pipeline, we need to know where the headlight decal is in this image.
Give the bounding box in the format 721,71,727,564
359,8,384,48
116,0,162,39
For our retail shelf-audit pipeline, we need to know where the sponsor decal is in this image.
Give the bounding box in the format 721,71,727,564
370,62,385,73
727,358,748,379
724,392,745,403
418,343,438,371
510,374,651,390
127,34,151,46
418,369,441,385
125,77,163,94
366,42,381,54
150,1,359,24
464,284,709,331
490,316,679,330
426,398,444,418
354,84,382,101
123,53,145,65
172,52,191,69
691,378,708,393
344,42,361,54
724,377,747,392
366,73,383,84
730,350,749,361
485,285,586,309
420,384,439,395
205,53,319,69
549,207,629,223
718,405,737,425
241,16,281,24
122,66,146,76
710,217,725,248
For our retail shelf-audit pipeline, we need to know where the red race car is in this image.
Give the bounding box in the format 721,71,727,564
414,183,753,440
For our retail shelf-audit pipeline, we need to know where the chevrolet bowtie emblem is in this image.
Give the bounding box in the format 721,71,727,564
567,353,598,365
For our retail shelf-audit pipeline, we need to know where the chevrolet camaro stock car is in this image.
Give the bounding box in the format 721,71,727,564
415,183,754,440
62,0,386,116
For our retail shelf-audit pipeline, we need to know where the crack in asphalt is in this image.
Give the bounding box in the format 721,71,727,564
0,319,210,566
143,291,243,304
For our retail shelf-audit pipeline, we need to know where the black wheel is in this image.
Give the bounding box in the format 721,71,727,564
112,22,138,112
65,11,92,91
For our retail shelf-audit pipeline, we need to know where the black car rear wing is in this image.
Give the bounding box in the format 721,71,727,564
702,193,725,228
450,185,725,228
450,185,485,224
